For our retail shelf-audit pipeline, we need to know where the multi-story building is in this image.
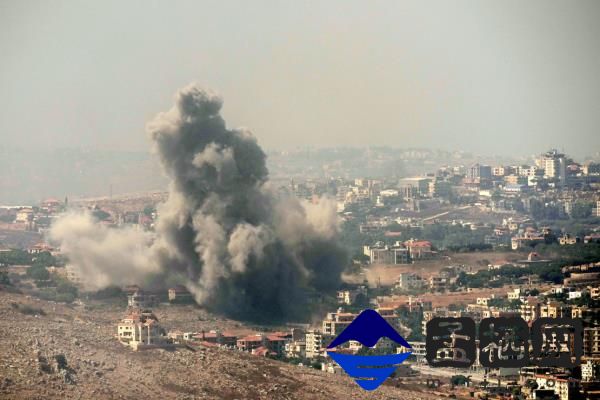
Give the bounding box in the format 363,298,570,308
322,310,356,336
336,286,368,305
582,360,600,382
117,310,167,350
504,174,528,186
559,234,579,245
376,307,401,331
363,242,410,265
305,330,330,359
237,334,265,352
492,166,506,176
584,327,600,359
404,239,433,260
285,340,306,359
511,233,545,250
468,164,492,181
520,297,542,322
583,162,600,176
398,177,431,198
395,272,425,291
508,288,524,301
594,200,600,218
429,276,450,292
540,302,571,319
127,289,158,309
236,333,288,356
398,341,427,363
538,149,567,186
572,305,588,319
533,375,578,400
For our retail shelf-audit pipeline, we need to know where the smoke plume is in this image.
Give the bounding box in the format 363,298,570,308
50,84,347,321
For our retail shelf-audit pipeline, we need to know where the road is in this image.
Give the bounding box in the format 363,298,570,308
421,205,473,222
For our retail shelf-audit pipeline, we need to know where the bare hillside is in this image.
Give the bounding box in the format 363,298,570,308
0,291,442,400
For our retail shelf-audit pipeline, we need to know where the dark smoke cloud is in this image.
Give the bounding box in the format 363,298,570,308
51,84,347,321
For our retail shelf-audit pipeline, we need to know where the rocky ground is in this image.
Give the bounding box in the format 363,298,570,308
0,290,455,399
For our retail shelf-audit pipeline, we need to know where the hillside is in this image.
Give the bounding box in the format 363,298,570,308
0,290,442,400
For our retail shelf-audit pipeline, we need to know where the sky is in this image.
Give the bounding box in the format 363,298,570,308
1,0,599,158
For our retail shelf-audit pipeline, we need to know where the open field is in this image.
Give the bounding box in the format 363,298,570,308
345,250,523,287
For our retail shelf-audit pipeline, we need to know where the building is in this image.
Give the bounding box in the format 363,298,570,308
398,177,431,198
533,375,578,400
564,271,600,287
395,272,425,291
363,242,410,265
508,288,524,301
117,310,168,350
15,208,33,224
64,264,84,286
503,174,528,186
511,232,545,250
168,285,194,303
322,310,356,336
584,327,600,359
583,162,600,176
582,361,600,382
336,286,367,305
492,166,506,176
237,333,289,356
285,340,306,359
127,290,158,309
538,149,567,186
404,239,433,260
559,234,580,245
503,183,530,194
468,164,492,181
520,297,542,322
192,330,237,347
265,334,288,355
27,243,55,255
305,330,330,359
540,302,571,318
429,276,450,292
398,341,427,363
237,334,265,352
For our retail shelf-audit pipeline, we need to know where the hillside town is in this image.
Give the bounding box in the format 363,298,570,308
1,146,599,399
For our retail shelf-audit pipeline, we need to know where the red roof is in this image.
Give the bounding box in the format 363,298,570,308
239,335,263,342
405,240,431,247
266,335,286,342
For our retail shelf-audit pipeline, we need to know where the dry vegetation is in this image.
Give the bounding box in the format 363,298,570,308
0,290,448,400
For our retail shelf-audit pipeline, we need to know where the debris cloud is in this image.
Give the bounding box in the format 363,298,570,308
51,83,347,321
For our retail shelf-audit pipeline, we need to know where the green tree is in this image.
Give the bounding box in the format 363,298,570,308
571,202,593,219
451,375,470,386
27,266,50,281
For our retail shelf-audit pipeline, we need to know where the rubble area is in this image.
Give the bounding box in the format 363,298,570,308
0,291,442,399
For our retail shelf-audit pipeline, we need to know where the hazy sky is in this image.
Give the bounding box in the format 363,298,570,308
1,1,599,158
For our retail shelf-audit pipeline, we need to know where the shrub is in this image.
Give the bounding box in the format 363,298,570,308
11,303,46,316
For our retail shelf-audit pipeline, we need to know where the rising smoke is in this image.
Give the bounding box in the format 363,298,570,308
50,84,347,321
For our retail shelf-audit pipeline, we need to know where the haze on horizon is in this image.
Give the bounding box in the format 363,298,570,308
1,0,600,159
